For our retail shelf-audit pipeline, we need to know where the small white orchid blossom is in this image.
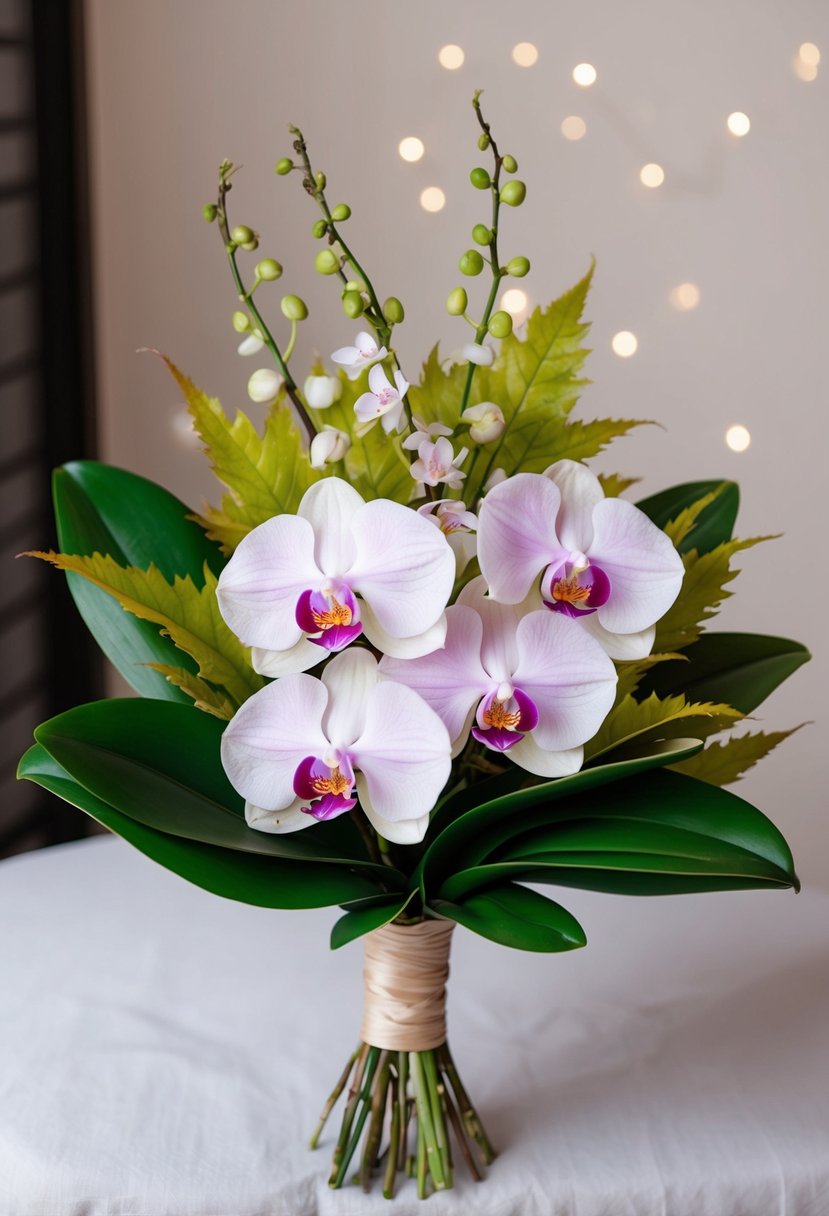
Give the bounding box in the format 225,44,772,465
381,577,616,778
216,477,455,676
222,648,451,844
402,416,453,449
477,460,684,660
331,331,388,380
247,368,283,403
354,364,410,434
409,436,469,489
309,426,350,468
418,499,477,575
461,401,506,444
304,374,343,410
238,330,265,357
462,342,495,367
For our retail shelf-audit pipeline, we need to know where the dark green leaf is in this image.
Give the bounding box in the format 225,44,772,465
637,480,739,555
330,891,416,950
430,885,586,952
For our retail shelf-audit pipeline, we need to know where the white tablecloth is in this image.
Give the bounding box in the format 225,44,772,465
1,837,828,1216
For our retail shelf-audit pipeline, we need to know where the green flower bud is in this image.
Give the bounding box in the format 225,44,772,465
312,219,328,239
488,310,513,338
315,171,327,190
202,203,217,223
315,248,340,275
502,154,518,173
459,249,485,276
500,180,526,206
256,258,283,281
230,224,255,245
275,158,294,175
383,296,405,324
472,223,493,246
506,256,531,278
281,294,308,321
345,278,367,293
469,167,491,190
331,203,351,222
232,310,250,333
241,238,259,252
342,291,365,319
478,132,491,151
446,287,468,316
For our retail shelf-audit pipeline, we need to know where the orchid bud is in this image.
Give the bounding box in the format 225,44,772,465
342,291,364,318
488,310,513,338
502,154,518,173
331,203,351,221
459,250,484,276
315,171,327,190
463,341,494,366
383,297,405,324
241,238,259,252
281,294,308,320
275,158,294,175
231,225,255,246
478,132,490,151
247,368,282,403
507,256,530,278
304,374,343,410
472,224,493,246
256,258,282,281
483,466,508,493
202,203,217,223
500,180,526,206
310,426,351,468
315,249,340,275
446,287,468,316
462,401,506,444
312,219,328,239
232,311,250,333
470,167,491,190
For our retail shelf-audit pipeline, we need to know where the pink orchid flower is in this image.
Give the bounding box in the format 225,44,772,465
380,576,617,778
354,364,410,433
409,436,469,489
216,478,455,677
418,499,477,574
478,461,684,659
221,648,451,844
330,331,388,380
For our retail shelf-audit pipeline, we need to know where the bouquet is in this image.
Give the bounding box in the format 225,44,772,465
19,96,809,1200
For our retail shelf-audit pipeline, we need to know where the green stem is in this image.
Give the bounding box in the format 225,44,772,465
439,1043,495,1165
309,1044,360,1149
383,1073,401,1198
424,1049,452,1188
332,1046,383,1187
412,1051,447,1190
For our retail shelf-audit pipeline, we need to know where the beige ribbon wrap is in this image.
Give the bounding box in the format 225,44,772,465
360,920,455,1051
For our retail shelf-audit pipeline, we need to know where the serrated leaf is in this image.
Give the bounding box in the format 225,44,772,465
345,412,413,504
405,346,470,432
584,692,742,763
670,726,805,787
654,535,776,653
598,473,641,497
28,551,262,707
662,486,723,548
637,480,740,556
146,665,236,719
614,652,687,702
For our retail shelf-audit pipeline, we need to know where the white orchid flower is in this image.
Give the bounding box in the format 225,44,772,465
401,416,453,449
461,401,506,444
381,577,616,778
216,477,455,677
409,436,469,489
354,364,410,434
304,374,343,410
221,648,451,844
247,368,283,403
477,460,684,660
310,426,350,468
418,499,477,575
330,331,388,381
238,330,265,357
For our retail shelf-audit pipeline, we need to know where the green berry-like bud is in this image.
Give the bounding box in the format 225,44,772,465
383,296,405,324
478,132,491,151
331,203,351,222
459,249,485,276
446,287,468,316
312,219,328,239
232,310,250,333
472,223,493,246
506,256,530,278
315,248,340,275
241,238,259,252
345,278,367,293
500,180,526,206
502,154,518,173
469,167,491,190
315,171,327,190
342,291,365,319
488,310,513,338
231,224,255,245
256,258,283,281
275,158,294,175
281,294,308,321
202,203,217,223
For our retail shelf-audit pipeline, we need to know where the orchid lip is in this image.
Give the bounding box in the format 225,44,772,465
472,686,539,754
293,754,357,821
296,585,363,650
541,558,611,617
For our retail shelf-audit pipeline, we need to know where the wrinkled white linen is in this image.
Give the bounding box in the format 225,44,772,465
1,836,828,1216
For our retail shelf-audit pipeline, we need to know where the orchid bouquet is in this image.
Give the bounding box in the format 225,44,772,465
19,96,809,1200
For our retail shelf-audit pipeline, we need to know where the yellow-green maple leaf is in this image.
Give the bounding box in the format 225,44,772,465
598,473,641,498
146,665,237,720
584,692,742,762
663,486,724,548
670,726,804,786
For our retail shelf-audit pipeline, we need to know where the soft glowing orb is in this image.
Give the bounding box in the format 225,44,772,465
501,288,529,319
419,186,446,213
512,42,539,67
611,331,638,358
438,44,464,70
561,115,587,141
794,58,819,81
398,137,425,163
726,424,751,452
727,111,751,137
798,42,820,66
640,163,665,188
572,63,597,87
669,282,701,311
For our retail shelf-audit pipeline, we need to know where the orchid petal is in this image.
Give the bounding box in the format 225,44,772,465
355,332,381,357
457,576,524,682
216,515,319,650
297,477,365,578
351,680,451,822
368,363,393,395
220,675,329,810
320,647,379,749
357,782,430,845
512,611,617,751
589,498,684,634
361,602,447,659
251,637,325,677
578,612,657,660
542,459,604,552
349,501,454,638
331,344,360,364
477,472,565,603
507,736,584,779
245,799,316,834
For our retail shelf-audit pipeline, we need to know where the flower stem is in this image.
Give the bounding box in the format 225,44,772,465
309,1043,360,1149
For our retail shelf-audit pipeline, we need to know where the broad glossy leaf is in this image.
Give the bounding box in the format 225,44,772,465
637,480,739,555
18,745,381,909
430,885,586,952
636,632,811,712
330,891,416,950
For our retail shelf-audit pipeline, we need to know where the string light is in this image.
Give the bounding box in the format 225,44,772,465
560,115,587,141
639,163,665,188
798,42,820,66
669,282,701,311
727,111,751,137
501,288,529,321
398,137,425,163
512,42,539,67
725,424,751,452
572,63,597,87
419,186,446,213
611,331,638,358
438,44,464,70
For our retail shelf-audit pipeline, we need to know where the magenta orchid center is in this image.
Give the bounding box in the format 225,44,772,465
295,582,363,651
540,552,611,619
471,683,539,753
293,752,358,821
